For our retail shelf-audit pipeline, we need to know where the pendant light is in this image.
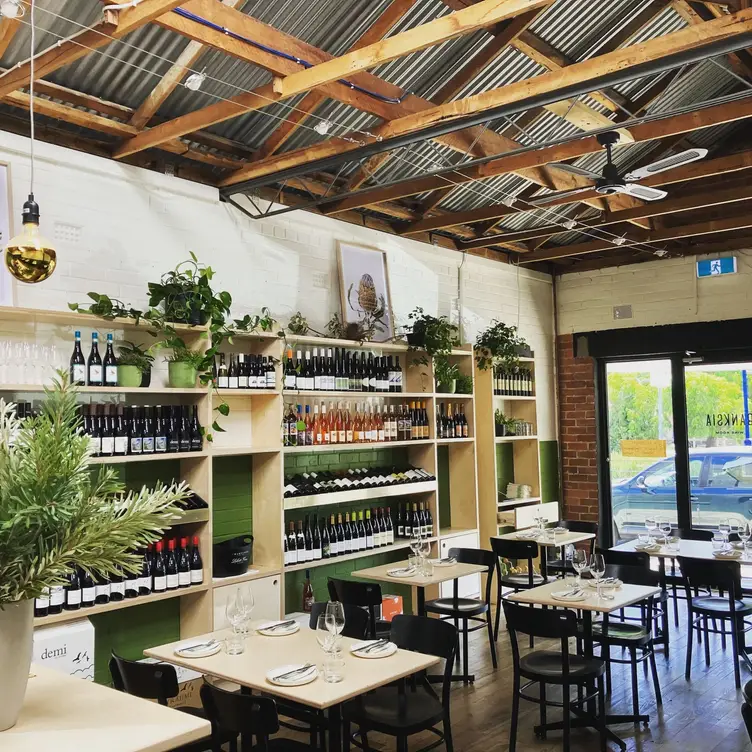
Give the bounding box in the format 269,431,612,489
4,0,56,284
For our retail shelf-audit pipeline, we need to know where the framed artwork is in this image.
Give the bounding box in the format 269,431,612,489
0,162,14,306
337,242,394,342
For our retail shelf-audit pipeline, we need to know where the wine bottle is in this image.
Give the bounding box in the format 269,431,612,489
124,556,139,599
217,354,229,389
237,354,248,389
88,405,101,457
321,515,331,558
70,330,86,385
287,521,297,566
129,406,143,455
385,506,395,545
365,509,374,549
139,548,153,596
167,405,180,453
412,503,420,536
190,536,203,584
142,406,155,454
343,512,352,553
87,332,103,386
166,539,179,590
81,569,96,607
329,514,339,556
178,537,191,588
228,354,239,390
302,570,314,613
34,588,50,618
284,348,296,390
283,530,290,566
94,572,110,605
48,585,65,615
265,356,276,390
295,520,306,562
190,405,203,451
179,406,191,453
109,566,125,602
103,333,118,386
65,568,82,611
312,515,322,560
153,542,167,592
397,504,405,538
154,405,167,453
304,515,313,561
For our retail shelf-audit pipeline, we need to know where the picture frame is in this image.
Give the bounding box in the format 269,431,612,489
336,241,394,342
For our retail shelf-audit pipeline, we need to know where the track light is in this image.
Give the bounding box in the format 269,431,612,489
654,248,668,258
314,119,333,136
0,0,23,18
562,220,577,230
501,196,516,208
610,237,627,246
184,68,207,92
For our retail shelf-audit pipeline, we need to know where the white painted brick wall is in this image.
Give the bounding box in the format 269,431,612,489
0,131,556,438
556,252,752,335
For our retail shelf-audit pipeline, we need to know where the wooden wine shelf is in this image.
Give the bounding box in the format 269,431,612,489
284,439,434,453
212,564,281,588
211,445,282,457
284,537,438,574
439,526,479,539
283,480,437,511
497,496,541,509
286,334,411,353
495,435,538,443
283,390,431,400
436,437,474,445
32,582,211,627
493,395,536,401
0,384,207,394
89,450,208,465
216,389,279,397
174,508,211,525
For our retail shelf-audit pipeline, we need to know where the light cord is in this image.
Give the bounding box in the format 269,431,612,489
29,0,34,195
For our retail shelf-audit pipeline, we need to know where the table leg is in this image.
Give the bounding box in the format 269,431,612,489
655,558,669,655
240,685,252,751
417,586,425,616
540,546,548,580
328,703,342,752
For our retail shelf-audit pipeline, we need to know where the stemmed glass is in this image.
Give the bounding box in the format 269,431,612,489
659,518,672,545
325,601,345,643
645,517,658,540
572,548,588,587
590,552,607,600
409,531,422,563
225,588,247,634
316,614,335,655
419,535,433,576
741,522,752,558
719,519,732,551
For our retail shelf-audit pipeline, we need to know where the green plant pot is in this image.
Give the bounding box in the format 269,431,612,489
168,361,198,389
117,365,143,388
436,379,457,394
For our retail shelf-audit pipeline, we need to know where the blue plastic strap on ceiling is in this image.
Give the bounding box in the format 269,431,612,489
172,7,408,106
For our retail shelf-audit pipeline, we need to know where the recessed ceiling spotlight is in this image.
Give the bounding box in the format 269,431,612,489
184,68,207,92
314,119,333,136
562,219,577,230
0,0,23,18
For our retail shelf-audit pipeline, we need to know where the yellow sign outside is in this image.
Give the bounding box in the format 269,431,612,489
620,439,667,458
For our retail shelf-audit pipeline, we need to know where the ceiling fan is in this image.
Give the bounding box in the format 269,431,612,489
529,131,708,206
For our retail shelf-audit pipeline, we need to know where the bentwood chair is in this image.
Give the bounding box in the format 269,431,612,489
342,615,457,752
679,556,752,688
423,547,498,683
502,600,607,752
109,653,228,752
200,683,310,752
328,578,390,639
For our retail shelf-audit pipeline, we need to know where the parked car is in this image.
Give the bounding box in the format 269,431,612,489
612,446,752,537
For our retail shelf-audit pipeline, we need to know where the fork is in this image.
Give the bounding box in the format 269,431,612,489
274,663,314,681
359,639,389,654
263,620,297,632
180,639,218,652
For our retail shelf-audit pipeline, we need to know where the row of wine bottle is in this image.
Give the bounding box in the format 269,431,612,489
283,400,435,446
494,367,534,397
283,466,435,498
283,347,404,393
81,404,203,456
284,503,433,566
215,353,276,390
436,402,470,440
70,331,119,387
34,537,204,618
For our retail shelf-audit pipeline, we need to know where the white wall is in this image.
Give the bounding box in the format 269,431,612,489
556,252,752,335
0,130,556,439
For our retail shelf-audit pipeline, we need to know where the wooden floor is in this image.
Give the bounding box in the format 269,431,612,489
282,606,752,751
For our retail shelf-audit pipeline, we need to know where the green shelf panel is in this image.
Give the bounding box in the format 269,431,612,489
539,440,560,504
213,456,253,543
437,445,451,529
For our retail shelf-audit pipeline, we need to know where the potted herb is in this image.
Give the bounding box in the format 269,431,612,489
495,410,519,437
166,345,205,389
0,376,185,731
117,342,155,388
434,358,460,394
475,320,531,371
456,372,473,395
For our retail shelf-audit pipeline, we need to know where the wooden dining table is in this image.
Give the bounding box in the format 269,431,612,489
495,527,596,577
146,625,439,752
0,664,210,752
508,579,661,751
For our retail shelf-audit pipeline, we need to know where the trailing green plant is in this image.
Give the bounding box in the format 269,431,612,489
287,311,311,336
117,342,155,373
405,307,459,360
68,293,144,323
475,319,529,371
0,375,186,604
434,357,460,387
455,372,473,394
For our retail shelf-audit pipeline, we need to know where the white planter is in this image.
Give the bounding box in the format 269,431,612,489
0,599,34,731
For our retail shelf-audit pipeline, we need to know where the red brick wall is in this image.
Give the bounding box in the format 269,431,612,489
557,334,598,522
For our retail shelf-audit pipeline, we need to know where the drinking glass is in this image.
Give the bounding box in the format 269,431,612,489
13,341,26,383
572,548,588,586
659,518,672,545
323,651,345,683
712,531,725,553
719,519,731,550
316,614,335,655
645,517,658,540
224,632,245,655
741,522,752,558
225,588,247,634
325,600,345,639
590,553,606,600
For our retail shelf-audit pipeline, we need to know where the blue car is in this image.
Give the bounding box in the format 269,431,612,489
612,447,752,537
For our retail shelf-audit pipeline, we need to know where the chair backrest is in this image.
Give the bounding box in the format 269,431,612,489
678,556,742,599
109,653,178,705
490,537,540,587
554,520,598,552
309,601,369,639
327,578,383,638
448,547,497,604
676,527,713,542
200,682,278,748
600,547,658,586
602,548,650,569
390,614,456,712
742,702,752,745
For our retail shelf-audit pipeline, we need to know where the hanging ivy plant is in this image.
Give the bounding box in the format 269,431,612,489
475,319,531,371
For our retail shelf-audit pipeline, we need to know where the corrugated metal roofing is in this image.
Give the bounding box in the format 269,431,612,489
0,0,748,243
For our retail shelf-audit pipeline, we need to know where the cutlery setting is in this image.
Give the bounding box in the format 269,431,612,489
357,639,389,654
273,663,315,681
179,639,218,653
259,619,297,632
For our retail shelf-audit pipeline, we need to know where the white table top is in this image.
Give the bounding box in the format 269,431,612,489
506,580,661,614
0,665,209,752
352,558,487,587
146,627,439,711
612,538,743,562
495,528,596,547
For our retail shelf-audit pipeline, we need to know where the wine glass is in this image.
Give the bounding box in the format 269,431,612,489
409,531,422,561
645,517,657,540
719,519,731,550
590,552,606,600
238,585,255,633
659,518,672,545
225,588,246,634
572,548,588,587
316,614,335,655
419,536,432,576
741,522,752,558
325,600,345,641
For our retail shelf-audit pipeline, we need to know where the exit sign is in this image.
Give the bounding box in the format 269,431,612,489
697,257,737,278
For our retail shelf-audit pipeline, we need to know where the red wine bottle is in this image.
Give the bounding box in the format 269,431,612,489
166,539,179,590
178,537,191,588
153,541,167,592
190,536,203,584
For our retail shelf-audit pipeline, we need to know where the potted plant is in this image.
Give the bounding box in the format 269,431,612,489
405,307,459,352
475,319,531,371
434,358,460,394
0,376,185,731
456,372,473,395
166,345,205,389
494,409,507,437
117,342,155,388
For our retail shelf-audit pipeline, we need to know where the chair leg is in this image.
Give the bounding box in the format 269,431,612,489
444,713,455,752
562,682,571,752
703,616,711,667
720,617,727,650
361,729,371,752
662,606,670,657
629,645,640,721
673,583,679,627
462,618,470,684
487,612,498,669
510,674,520,752
605,642,612,696
731,615,742,690
685,613,694,681
539,682,547,740
649,646,662,706
598,675,607,752
454,616,461,671
343,721,350,752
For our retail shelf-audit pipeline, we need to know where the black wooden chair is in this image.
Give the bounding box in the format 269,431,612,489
742,681,752,744
200,683,310,752
665,527,714,626
342,614,457,752
502,600,607,752
109,653,229,752
328,578,389,639
592,554,663,718
309,601,370,639
679,556,752,688
545,521,598,578
490,536,547,643
423,547,498,683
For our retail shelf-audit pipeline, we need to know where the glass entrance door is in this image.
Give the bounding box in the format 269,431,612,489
605,360,678,541
684,361,752,531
